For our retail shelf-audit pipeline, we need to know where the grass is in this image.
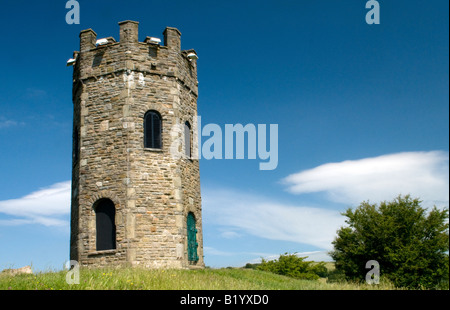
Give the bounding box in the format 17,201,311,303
0,266,400,290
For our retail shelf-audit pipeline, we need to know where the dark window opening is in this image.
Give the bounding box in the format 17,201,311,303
95,198,116,251
184,121,191,158
144,110,162,149
73,127,79,164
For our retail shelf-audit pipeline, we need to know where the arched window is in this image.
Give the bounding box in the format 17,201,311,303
184,121,191,158
187,212,199,262
94,198,116,251
144,110,162,149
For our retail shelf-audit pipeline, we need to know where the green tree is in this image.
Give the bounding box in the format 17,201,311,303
329,195,449,289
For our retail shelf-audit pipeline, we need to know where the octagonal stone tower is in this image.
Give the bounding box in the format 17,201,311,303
69,21,204,269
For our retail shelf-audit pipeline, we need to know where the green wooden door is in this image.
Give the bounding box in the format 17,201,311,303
187,213,199,262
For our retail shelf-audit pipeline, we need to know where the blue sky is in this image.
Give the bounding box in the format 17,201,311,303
0,0,448,271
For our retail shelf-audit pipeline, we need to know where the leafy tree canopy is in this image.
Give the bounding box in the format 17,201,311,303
329,195,449,289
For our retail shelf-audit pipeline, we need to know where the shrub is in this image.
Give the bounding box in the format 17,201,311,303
310,262,329,278
257,253,327,280
326,269,346,283
243,263,260,269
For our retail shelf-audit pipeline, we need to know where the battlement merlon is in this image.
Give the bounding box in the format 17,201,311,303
73,21,198,96
79,28,97,52
119,20,139,45
163,27,181,51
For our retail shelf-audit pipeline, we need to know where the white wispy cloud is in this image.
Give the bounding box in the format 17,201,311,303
0,116,24,129
0,181,71,227
0,119,17,128
202,187,345,250
23,88,48,99
282,151,449,209
203,246,236,257
219,231,242,239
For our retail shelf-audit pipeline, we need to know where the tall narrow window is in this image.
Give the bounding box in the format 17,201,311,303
73,127,79,164
187,212,199,262
184,121,191,158
144,110,162,149
95,198,116,251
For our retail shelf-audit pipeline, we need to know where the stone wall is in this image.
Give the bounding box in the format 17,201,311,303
70,21,203,269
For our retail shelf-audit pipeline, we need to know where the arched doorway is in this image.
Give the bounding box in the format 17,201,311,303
94,198,116,251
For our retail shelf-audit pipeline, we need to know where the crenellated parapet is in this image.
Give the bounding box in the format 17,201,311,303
72,21,198,97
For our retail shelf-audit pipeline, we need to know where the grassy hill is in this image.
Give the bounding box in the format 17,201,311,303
0,266,399,290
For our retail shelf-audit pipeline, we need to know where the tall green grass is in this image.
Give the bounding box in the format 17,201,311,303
1,267,400,290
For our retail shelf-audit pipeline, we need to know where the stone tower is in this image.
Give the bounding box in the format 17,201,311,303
69,21,204,269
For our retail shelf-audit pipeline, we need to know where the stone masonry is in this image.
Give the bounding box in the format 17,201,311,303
69,21,204,269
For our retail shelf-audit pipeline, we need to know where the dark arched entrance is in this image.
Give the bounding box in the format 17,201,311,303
94,198,116,251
